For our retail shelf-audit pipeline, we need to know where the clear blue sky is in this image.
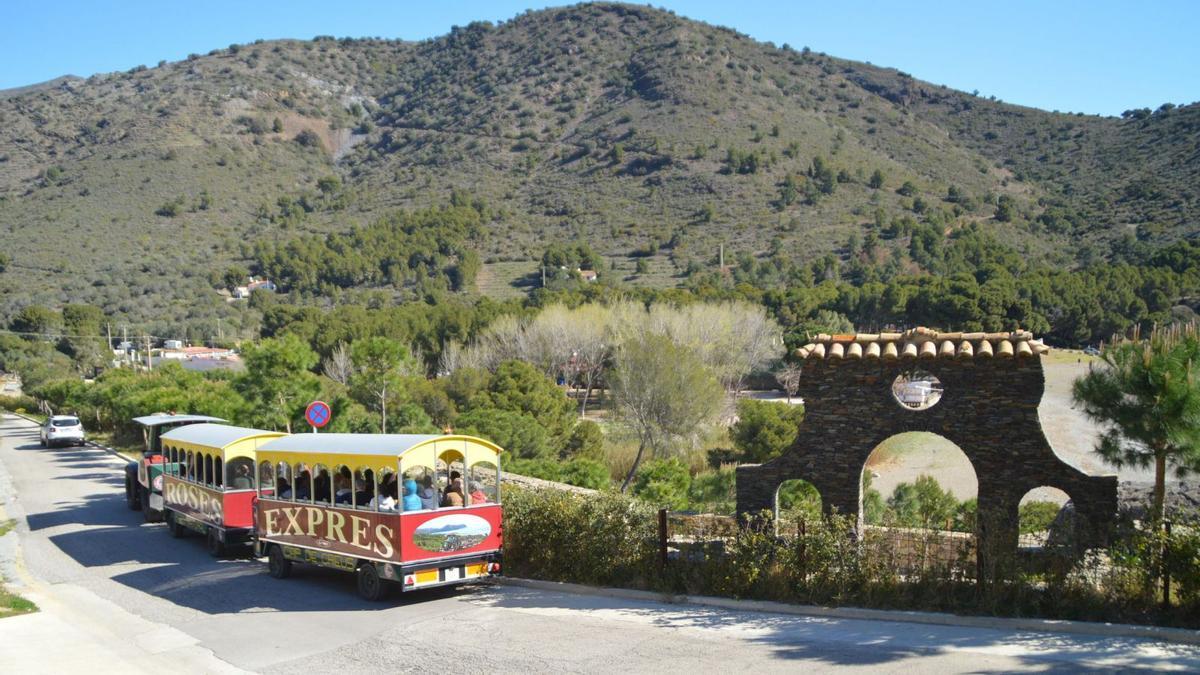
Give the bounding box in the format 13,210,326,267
4,1,1197,116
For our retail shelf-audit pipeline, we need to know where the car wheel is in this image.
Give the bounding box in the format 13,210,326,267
268,545,292,579
40,436,46,448
356,562,387,601
206,528,226,558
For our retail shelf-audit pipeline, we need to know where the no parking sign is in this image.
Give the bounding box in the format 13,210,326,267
305,400,331,432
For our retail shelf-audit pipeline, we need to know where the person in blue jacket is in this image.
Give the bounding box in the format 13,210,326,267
402,479,423,511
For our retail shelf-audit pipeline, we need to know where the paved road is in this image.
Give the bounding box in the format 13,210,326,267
1,414,1198,673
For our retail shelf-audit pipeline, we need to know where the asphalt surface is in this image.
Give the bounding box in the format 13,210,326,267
2,413,1198,673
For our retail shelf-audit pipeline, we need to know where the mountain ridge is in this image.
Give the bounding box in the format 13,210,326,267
0,2,1196,329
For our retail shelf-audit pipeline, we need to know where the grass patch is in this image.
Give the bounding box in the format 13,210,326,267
0,520,37,618
0,586,37,618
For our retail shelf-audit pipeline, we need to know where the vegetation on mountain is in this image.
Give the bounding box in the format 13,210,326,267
0,3,1195,339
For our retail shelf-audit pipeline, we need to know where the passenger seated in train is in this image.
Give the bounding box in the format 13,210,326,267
353,478,372,507
442,477,465,507
294,471,311,501
334,474,353,504
402,479,422,511
371,480,398,511
469,485,488,505
231,463,253,490
314,470,331,503
276,477,292,499
418,476,439,510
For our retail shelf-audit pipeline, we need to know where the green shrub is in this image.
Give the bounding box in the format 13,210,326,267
559,457,610,490
564,419,604,459
0,394,38,413
502,488,657,586
730,399,804,463
1019,501,1062,534
632,457,691,510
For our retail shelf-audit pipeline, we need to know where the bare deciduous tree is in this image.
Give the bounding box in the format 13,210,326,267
775,362,803,403
322,341,354,385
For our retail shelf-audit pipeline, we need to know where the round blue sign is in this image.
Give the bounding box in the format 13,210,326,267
305,400,331,428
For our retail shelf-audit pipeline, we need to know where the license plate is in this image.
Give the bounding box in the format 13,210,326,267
149,494,164,510
443,567,460,582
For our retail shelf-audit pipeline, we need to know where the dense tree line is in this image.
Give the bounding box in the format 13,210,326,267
250,197,487,297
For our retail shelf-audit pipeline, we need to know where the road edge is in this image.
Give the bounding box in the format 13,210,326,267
497,577,1200,646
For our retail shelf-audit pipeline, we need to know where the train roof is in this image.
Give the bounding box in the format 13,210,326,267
132,413,227,428
160,423,283,449
258,433,445,456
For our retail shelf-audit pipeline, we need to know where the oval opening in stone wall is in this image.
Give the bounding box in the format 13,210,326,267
891,369,943,411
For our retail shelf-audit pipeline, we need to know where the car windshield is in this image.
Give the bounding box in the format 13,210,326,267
52,418,80,427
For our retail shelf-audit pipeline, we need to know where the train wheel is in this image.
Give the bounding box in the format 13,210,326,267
140,485,155,522
166,511,185,538
206,528,226,558
267,546,292,579
126,476,142,511
356,562,387,601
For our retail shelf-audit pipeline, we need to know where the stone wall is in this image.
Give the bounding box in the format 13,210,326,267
736,355,1118,553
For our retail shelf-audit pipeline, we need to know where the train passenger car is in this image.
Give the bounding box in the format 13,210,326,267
158,423,287,556
125,413,227,520
253,434,503,600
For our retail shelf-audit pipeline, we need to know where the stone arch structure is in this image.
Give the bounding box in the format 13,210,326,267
736,328,1118,557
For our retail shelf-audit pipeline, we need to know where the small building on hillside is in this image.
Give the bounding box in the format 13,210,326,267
579,269,598,282
232,277,277,299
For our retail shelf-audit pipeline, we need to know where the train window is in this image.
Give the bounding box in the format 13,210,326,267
404,464,436,510
333,465,352,505
277,462,293,500
353,467,374,509
227,457,253,490
313,464,331,503
293,463,312,502
437,454,465,509
258,461,274,496
170,447,179,476
204,454,214,487
214,456,224,488
468,461,499,505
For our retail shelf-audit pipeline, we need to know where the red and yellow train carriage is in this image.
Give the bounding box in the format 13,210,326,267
253,433,503,600
158,424,286,556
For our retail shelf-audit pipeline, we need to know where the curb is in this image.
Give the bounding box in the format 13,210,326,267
497,577,1200,646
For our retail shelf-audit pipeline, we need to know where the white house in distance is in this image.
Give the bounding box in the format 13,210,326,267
232,276,277,299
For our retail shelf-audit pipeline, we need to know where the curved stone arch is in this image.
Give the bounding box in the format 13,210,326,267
859,431,979,529
736,329,1118,566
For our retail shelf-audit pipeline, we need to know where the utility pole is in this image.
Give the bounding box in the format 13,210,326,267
106,322,112,351
217,317,223,343
719,243,724,270
145,335,153,371
541,265,546,288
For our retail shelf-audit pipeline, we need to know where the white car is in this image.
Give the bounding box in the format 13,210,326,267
40,415,86,447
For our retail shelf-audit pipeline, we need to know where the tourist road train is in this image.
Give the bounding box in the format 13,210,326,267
120,413,502,600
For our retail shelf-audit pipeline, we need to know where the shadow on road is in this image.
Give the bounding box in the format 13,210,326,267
11,433,461,615
472,587,1196,672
